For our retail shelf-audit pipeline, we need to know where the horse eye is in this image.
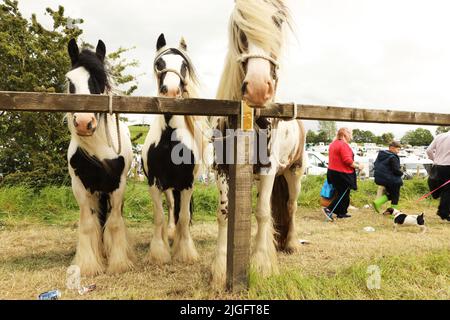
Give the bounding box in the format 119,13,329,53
69,82,75,94
272,15,283,28
239,32,248,51
155,58,166,71
181,62,188,78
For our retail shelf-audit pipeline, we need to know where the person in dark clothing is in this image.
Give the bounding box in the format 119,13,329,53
426,131,450,221
323,128,364,220
372,141,403,213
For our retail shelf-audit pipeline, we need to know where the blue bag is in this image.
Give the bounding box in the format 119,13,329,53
320,179,335,199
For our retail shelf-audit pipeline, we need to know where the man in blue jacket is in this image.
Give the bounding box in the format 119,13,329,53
372,141,403,212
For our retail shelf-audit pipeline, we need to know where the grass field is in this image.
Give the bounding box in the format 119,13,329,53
128,125,149,145
0,178,449,300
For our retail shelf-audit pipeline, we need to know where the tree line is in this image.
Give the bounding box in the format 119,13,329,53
307,122,449,146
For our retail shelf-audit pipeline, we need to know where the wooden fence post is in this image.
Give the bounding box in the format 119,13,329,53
226,107,254,292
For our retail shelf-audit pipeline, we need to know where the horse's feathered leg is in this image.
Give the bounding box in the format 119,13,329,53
72,179,105,276
211,171,229,289
172,188,198,263
252,173,278,276
146,186,171,265
282,169,303,254
164,190,176,242
103,182,135,274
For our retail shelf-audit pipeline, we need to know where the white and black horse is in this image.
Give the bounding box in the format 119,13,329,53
211,0,306,288
66,39,134,276
142,34,209,264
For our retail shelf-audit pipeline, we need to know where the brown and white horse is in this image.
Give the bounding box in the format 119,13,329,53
66,39,134,276
211,0,306,288
142,34,209,264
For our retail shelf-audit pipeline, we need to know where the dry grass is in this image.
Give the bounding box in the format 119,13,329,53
0,207,449,300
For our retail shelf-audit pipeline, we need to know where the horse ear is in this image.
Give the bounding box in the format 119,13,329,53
157,33,166,51
68,38,79,65
96,40,106,62
179,37,187,51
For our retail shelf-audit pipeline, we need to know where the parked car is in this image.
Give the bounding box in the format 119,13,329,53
401,158,433,179
305,151,328,175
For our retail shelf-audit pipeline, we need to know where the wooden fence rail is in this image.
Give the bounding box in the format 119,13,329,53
2,91,450,125
0,90,449,293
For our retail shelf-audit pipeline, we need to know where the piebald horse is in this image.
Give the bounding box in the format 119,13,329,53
66,39,134,275
142,34,209,264
211,0,306,287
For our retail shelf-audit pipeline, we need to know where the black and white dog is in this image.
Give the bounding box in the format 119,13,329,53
383,208,426,233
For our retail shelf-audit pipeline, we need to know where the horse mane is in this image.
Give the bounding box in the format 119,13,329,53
217,0,291,101
74,49,111,93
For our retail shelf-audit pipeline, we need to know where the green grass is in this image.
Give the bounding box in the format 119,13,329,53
249,249,450,300
0,176,437,226
299,175,438,210
0,181,219,226
129,125,149,145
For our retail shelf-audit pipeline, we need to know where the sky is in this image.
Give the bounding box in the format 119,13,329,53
18,0,450,139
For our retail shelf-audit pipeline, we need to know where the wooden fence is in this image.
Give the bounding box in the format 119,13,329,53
1,91,449,292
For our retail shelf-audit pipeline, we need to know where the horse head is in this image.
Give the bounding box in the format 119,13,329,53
153,33,199,98
66,38,109,136
231,0,290,107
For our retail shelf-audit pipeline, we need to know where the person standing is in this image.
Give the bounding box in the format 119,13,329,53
372,141,403,212
323,128,364,220
426,131,450,222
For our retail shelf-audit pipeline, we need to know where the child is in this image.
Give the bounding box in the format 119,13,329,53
372,141,403,212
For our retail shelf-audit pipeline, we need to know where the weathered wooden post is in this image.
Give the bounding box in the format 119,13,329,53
226,102,254,292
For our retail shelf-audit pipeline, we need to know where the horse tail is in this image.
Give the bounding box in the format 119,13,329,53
98,192,110,229
173,189,194,225
271,175,290,251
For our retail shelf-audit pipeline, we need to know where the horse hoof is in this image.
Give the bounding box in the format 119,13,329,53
77,262,105,277
106,259,134,274
172,238,199,263
251,251,279,277
146,251,171,265
283,241,301,254
210,257,227,290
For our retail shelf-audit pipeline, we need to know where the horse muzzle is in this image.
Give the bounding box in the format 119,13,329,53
73,114,97,136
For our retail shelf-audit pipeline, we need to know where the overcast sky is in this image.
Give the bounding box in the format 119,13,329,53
19,0,450,138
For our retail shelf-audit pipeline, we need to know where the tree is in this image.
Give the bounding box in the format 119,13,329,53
352,129,376,144
316,131,330,143
318,121,336,142
380,132,395,145
401,128,434,146
0,1,138,187
306,130,318,144
436,126,450,135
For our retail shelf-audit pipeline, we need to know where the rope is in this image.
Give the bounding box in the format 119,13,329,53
104,93,122,155
155,68,187,85
237,53,280,68
417,178,450,202
291,102,297,120
330,188,350,216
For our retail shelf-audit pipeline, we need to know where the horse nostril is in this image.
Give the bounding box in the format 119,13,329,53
73,116,78,128
160,85,168,94
241,81,248,95
87,120,93,131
